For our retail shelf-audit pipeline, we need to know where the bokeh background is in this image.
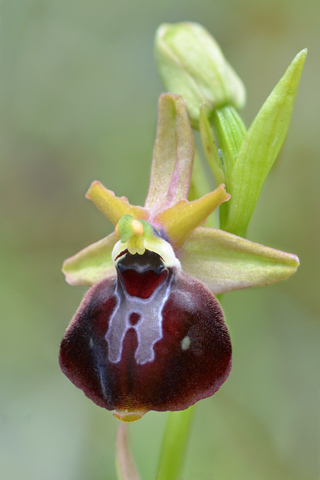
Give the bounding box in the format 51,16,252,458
1,1,319,479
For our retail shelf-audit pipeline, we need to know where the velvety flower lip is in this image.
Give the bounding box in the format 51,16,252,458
60,93,299,422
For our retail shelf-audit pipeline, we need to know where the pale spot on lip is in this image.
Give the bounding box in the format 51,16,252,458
181,335,191,350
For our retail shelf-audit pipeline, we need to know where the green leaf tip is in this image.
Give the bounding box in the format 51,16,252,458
221,48,307,236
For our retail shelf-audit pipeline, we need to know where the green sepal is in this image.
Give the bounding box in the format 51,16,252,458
62,233,117,285
222,49,307,237
178,227,299,295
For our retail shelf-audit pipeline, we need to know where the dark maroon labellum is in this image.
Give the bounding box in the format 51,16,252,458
59,250,232,419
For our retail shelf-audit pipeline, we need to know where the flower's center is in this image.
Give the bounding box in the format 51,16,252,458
112,215,181,270
115,216,146,255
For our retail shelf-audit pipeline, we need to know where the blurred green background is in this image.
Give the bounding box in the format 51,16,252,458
1,1,319,479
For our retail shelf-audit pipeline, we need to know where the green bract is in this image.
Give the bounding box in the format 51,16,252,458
223,49,307,236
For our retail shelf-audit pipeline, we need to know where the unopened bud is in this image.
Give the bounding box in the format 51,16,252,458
155,22,246,128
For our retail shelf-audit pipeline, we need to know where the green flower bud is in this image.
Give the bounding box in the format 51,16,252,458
155,22,246,128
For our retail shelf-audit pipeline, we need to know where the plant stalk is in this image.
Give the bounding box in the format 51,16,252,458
156,406,195,480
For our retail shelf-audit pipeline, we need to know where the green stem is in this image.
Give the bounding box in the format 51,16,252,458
210,106,246,230
188,149,219,228
188,149,212,201
156,406,195,480
155,107,245,480
199,106,225,187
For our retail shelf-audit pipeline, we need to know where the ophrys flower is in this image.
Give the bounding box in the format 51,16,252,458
60,94,299,422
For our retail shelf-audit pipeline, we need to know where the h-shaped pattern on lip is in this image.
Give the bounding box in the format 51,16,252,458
105,274,173,365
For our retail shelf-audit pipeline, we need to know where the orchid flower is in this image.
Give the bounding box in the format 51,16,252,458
59,93,299,423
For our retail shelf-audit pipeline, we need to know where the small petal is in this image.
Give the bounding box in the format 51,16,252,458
223,49,307,236
178,227,299,294
153,184,230,250
86,181,150,226
144,93,195,215
62,233,118,285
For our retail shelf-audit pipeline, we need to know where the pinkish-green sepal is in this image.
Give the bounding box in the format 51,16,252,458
62,233,117,285
178,227,299,294
145,93,194,215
